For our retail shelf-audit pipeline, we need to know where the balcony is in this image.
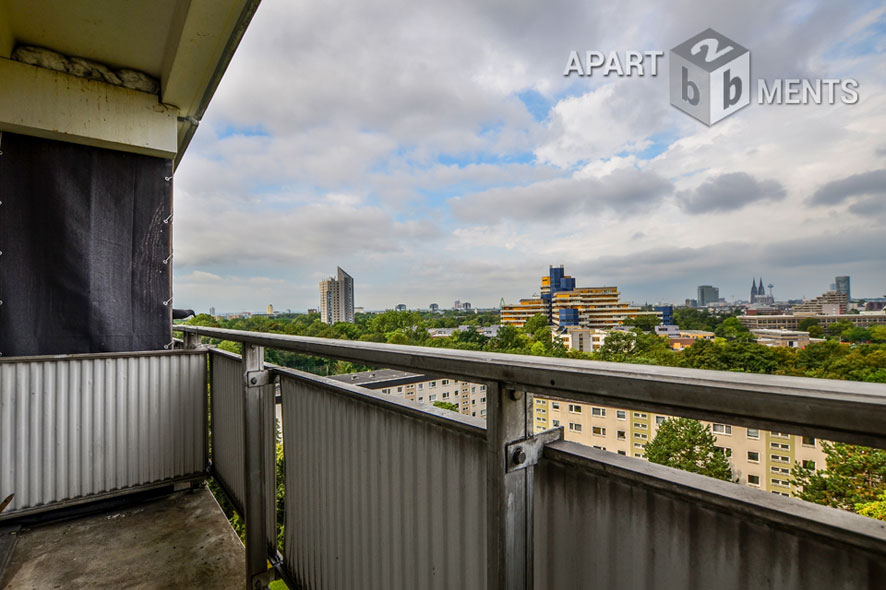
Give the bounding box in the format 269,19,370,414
1,326,885,589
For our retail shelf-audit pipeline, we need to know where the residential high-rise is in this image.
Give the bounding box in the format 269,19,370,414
697,285,719,306
319,267,355,324
835,276,850,301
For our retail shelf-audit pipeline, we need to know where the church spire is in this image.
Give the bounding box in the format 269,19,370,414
758,278,766,296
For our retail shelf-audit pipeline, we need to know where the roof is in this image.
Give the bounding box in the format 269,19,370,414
327,369,429,389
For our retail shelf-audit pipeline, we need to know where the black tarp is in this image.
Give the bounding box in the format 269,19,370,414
0,132,172,356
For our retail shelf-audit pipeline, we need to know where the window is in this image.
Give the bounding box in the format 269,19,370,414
428,394,437,401
770,466,789,475
442,392,449,399
552,402,560,410
480,397,486,403
748,474,760,486
747,451,760,462
481,409,487,416
633,422,648,430
770,478,790,487
569,422,582,433
592,446,606,451
397,387,403,393
771,454,789,463
712,424,732,435
430,381,436,387
480,385,486,391
802,436,816,447
634,442,646,449
802,460,816,470
536,416,546,423
552,419,560,427
772,431,790,438
472,412,476,417
471,386,476,393
618,450,627,456
655,416,666,425
616,410,626,420
568,404,582,413
770,442,790,450
715,446,732,458
772,491,789,497
472,399,476,405
633,432,648,440
592,426,606,436
441,379,449,385
617,430,626,440
747,428,760,439
592,407,606,417
418,397,423,402
418,383,423,390
634,453,645,458
633,412,647,419
382,388,390,394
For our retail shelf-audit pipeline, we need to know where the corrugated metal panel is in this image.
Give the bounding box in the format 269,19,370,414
534,444,886,590
209,350,246,513
0,351,207,519
279,371,487,590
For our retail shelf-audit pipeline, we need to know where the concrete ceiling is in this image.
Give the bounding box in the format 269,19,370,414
0,0,260,162
0,0,182,76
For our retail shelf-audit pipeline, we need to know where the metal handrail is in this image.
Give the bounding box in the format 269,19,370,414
177,325,886,447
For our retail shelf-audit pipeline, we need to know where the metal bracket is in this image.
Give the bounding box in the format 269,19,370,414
244,370,269,388
505,426,564,472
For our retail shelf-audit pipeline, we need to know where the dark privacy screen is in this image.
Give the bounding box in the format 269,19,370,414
0,132,172,356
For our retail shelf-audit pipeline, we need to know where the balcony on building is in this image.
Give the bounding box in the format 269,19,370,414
1,2,886,590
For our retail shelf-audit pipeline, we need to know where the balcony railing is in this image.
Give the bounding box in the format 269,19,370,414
2,326,885,589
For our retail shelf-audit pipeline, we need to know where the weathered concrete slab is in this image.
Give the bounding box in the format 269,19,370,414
0,487,244,589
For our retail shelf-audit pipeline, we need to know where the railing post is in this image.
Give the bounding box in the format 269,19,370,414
487,383,533,590
242,343,273,590
183,331,201,350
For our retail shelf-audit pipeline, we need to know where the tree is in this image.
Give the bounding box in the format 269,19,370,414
433,401,459,413
826,320,854,340
714,316,751,340
791,442,886,511
624,314,660,332
522,313,549,335
595,331,637,362
645,418,733,481
856,492,886,521
798,317,820,332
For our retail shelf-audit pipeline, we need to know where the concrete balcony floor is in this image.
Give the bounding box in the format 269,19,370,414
1,487,244,589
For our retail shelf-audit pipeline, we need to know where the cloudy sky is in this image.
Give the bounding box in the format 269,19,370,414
172,0,886,313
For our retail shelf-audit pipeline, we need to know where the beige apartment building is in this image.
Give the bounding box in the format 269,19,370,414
532,396,825,497
329,369,488,419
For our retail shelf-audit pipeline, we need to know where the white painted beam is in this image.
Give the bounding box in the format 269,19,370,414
0,58,178,158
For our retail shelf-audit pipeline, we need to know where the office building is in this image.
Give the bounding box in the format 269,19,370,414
793,291,848,316
319,267,355,324
697,285,720,307
395,304,407,311
502,266,647,329
835,276,851,301
739,313,886,330
654,305,674,325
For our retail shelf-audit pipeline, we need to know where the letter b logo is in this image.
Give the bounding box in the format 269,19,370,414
669,28,750,125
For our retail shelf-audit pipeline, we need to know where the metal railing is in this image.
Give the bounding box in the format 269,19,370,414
179,325,886,590
0,349,207,520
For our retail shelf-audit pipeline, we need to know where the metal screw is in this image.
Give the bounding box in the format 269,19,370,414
513,447,526,465
510,390,523,400
250,377,257,385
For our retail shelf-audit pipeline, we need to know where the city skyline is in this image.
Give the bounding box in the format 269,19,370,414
170,0,886,312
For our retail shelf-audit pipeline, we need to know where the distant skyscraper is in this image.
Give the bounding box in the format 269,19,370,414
209,306,216,316
835,276,850,301
429,303,439,312
697,285,720,306
319,267,355,324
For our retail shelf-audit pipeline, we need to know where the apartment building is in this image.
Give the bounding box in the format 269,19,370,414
319,266,355,324
532,396,825,497
328,369,488,419
739,313,886,330
794,291,849,315
557,327,609,353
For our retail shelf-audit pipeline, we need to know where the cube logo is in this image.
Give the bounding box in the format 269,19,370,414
669,28,750,125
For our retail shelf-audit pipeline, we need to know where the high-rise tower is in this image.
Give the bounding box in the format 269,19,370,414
319,267,355,324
